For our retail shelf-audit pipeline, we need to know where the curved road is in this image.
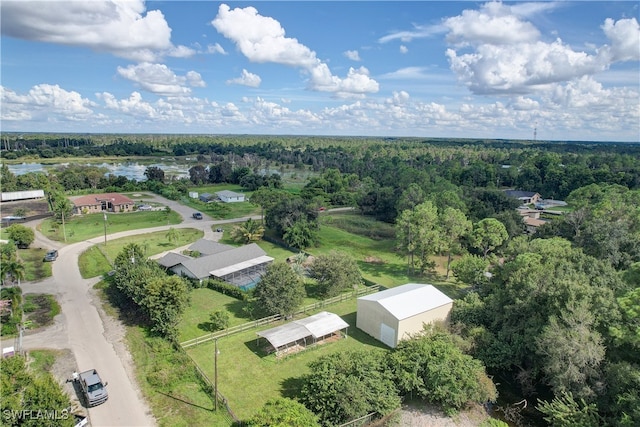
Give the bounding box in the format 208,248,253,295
16,195,348,426
18,195,260,427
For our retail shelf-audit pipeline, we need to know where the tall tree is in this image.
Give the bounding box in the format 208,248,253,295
144,166,165,182
439,207,472,278
470,218,508,258
396,201,441,274
143,275,189,340
388,331,497,415
253,262,305,317
309,251,362,298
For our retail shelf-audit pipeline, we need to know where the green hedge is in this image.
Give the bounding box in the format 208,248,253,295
204,278,249,301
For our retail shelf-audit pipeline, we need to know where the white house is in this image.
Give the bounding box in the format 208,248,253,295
356,283,453,348
216,190,245,203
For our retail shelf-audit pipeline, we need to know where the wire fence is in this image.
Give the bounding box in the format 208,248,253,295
180,285,380,349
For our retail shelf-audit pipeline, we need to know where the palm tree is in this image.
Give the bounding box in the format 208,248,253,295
230,218,265,244
2,259,25,286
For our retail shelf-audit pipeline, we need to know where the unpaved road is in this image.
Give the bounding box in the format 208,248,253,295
9,194,259,427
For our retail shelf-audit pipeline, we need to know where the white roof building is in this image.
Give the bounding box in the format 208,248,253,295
356,283,453,348
257,311,349,356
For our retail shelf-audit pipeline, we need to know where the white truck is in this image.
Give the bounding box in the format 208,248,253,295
73,369,108,407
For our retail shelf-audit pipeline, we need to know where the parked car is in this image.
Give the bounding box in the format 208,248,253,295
216,228,223,232
192,212,203,220
137,204,153,211
44,250,58,262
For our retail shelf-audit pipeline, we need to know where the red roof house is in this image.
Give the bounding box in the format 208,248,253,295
72,193,134,214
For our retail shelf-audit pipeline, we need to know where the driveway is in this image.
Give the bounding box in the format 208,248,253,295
11,194,347,426
12,194,261,426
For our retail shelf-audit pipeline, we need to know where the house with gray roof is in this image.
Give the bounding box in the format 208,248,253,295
156,240,273,289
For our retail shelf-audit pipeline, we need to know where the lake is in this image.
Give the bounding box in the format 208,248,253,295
5,160,193,181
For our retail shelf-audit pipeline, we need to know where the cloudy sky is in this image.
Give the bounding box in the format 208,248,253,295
1,1,639,142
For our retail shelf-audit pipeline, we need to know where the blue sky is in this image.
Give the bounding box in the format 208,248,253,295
1,1,638,142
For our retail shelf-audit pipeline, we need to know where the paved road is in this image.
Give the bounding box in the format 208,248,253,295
15,194,260,427
12,193,349,426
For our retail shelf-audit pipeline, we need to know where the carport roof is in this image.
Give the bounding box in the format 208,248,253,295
257,312,349,350
358,283,453,320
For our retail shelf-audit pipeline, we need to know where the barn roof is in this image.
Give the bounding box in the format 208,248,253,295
257,312,349,350
358,283,453,321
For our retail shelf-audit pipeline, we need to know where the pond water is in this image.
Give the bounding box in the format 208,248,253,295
5,160,192,181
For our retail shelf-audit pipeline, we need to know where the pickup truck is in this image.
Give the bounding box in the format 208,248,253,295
73,369,108,407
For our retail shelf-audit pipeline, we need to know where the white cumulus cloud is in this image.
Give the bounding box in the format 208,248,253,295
1,84,94,122
227,69,262,87
212,4,378,97
344,50,361,61
0,0,194,62
601,17,640,62
442,2,634,95
116,63,205,95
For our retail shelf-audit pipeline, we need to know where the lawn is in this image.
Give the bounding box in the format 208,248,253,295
18,247,53,281
39,210,182,243
187,298,387,421
179,288,250,342
78,228,204,278
183,184,257,217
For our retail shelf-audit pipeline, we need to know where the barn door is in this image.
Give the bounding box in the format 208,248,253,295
380,323,396,348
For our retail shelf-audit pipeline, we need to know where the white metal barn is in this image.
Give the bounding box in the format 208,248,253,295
356,283,453,348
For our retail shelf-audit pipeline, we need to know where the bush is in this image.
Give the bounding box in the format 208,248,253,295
205,278,248,301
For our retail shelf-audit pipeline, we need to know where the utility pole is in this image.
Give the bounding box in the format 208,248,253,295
103,212,107,246
61,209,67,243
214,338,219,411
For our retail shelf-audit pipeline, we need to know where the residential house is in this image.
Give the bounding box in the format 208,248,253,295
156,239,273,289
216,190,245,203
71,193,134,214
504,190,542,205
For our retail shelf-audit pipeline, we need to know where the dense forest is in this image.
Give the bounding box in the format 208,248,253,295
1,133,639,425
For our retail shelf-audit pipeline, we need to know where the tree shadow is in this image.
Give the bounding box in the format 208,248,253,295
280,376,305,399
100,279,149,328
223,299,252,321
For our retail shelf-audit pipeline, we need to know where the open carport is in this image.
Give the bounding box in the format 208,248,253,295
256,311,349,357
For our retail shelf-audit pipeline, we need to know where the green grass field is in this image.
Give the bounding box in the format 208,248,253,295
39,210,183,243
18,247,53,281
186,298,387,421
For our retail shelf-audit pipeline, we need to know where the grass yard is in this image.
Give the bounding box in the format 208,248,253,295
183,184,258,218
39,210,183,243
187,298,387,422
18,247,53,281
78,228,204,278
179,288,251,342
